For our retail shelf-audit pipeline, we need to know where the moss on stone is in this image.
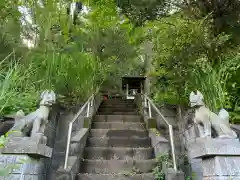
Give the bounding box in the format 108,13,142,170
149,128,161,136
147,118,157,129
83,118,91,128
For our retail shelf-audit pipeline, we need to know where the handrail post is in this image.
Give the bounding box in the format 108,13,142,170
64,122,73,169
169,125,177,171
148,101,152,118
87,102,90,117
144,96,147,108
90,97,93,107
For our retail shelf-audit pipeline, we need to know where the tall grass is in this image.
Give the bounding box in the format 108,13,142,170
0,49,104,116
190,65,225,112
0,52,38,115
189,55,240,113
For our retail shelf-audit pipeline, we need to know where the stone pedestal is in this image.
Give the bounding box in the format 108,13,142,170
189,138,240,180
164,168,185,180
0,137,52,180
0,155,46,180
185,127,203,180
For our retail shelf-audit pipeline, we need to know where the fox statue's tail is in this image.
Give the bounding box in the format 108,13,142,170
218,108,230,125
218,108,237,138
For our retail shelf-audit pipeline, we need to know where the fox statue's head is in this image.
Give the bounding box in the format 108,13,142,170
40,90,56,106
189,91,204,107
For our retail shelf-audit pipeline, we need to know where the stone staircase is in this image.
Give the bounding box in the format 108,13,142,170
77,99,155,180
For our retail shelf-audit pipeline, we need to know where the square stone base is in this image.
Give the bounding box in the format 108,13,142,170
188,138,240,159
202,156,240,177
1,138,52,158
203,176,240,180
164,168,185,180
188,138,240,179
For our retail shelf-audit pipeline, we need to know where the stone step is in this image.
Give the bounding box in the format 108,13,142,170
101,101,135,105
99,107,137,111
84,147,154,160
77,173,154,180
91,122,145,130
98,107,137,110
87,137,151,147
98,108,137,112
89,129,149,138
94,115,142,122
93,119,143,123
101,99,134,103
79,159,155,173
100,105,136,108
97,112,138,115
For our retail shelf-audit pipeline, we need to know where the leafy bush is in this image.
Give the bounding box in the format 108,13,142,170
152,154,173,180
0,0,139,115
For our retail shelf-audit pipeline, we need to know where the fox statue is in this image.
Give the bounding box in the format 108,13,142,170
190,91,237,139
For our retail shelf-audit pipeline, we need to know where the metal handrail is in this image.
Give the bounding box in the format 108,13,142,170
63,94,95,169
143,95,177,171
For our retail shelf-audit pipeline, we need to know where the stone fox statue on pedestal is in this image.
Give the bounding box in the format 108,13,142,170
189,91,237,139
8,90,56,138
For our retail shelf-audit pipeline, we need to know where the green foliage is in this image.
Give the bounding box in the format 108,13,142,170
188,54,240,112
0,0,140,115
143,10,240,121
117,0,170,27
186,172,196,180
0,0,239,127
147,14,208,105
184,0,240,36
152,154,173,180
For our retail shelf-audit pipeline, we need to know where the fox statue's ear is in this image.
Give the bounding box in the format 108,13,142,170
50,90,56,103
197,91,203,100
40,90,47,99
189,91,195,100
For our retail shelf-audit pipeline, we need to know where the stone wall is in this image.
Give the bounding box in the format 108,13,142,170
177,107,203,180
54,128,89,180
44,105,63,180
47,104,82,180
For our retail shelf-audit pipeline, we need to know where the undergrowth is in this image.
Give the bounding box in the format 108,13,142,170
152,154,173,180
152,153,197,180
